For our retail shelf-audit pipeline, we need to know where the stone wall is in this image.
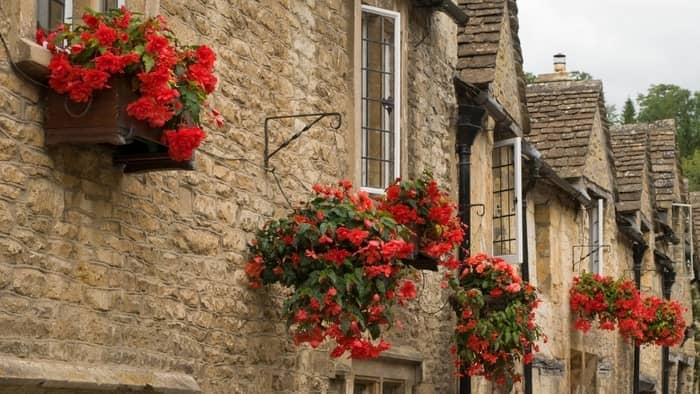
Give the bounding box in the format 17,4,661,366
0,0,462,393
582,110,615,192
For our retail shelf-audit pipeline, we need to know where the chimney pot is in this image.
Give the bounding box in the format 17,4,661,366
553,53,566,73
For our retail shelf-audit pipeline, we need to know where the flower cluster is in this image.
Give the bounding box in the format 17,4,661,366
378,172,464,268
570,272,686,346
448,254,544,385
246,180,419,359
38,6,222,161
639,297,685,347
569,272,641,333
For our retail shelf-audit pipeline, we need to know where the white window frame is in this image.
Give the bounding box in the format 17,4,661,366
360,5,401,195
589,198,604,274
65,0,73,24
492,137,523,264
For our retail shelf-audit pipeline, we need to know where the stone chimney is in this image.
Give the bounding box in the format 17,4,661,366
553,53,566,73
532,53,572,83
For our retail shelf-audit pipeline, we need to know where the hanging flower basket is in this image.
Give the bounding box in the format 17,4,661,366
569,272,686,346
246,180,419,359
378,172,464,270
38,6,223,171
638,297,685,347
569,272,642,333
448,254,544,386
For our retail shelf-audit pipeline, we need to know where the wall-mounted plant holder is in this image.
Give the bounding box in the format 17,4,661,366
44,77,196,173
44,77,160,146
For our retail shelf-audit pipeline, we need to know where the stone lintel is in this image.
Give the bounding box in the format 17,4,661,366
531,357,565,376
0,356,200,393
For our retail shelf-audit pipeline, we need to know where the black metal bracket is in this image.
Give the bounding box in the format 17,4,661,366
469,203,485,217
263,112,342,171
571,244,611,269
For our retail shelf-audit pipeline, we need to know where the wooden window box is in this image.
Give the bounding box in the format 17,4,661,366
43,77,195,173
44,77,160,146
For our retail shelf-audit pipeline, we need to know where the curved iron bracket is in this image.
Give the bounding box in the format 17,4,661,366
469,203,485,217
571,244,611,269
263,112,342,171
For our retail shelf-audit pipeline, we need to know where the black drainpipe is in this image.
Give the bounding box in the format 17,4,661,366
455,94,486,394
632,241,647,394
661,269,676,394
521,158,539,394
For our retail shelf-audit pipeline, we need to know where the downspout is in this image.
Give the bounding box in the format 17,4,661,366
521,157,540,394
453,79,487,394
455,87,486,394
661,269,676,394
632,241,647,394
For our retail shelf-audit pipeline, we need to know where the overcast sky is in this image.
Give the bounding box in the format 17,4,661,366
519,0,700,110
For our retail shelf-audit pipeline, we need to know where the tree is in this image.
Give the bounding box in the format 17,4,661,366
570,71,593,81
524,72,537,84
606,104,621,125
622,98,636,124
682,148,700,191
637,84,699,158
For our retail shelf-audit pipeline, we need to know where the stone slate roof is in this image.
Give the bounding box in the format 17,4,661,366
647,119,681,204
525,80,605,179
610,123,651,211
456,0,522,86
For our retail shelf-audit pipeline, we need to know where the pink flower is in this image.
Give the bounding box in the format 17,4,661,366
505,282,521,293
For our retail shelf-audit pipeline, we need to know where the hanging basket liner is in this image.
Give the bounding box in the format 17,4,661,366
404,232,439,271
482,294,508,312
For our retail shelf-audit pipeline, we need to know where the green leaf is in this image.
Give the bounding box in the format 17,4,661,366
376,280,386,295
134,44,145,55
142,53,155,72
368,324,381,339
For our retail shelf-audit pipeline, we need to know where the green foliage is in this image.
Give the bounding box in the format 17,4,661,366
622,98,636,124
524,72,537,84
570,71,593,81
637,84,699,157
606,104,621,125
682,148,700,191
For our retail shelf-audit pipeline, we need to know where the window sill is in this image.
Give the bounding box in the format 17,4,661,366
0,355,200,393
13,37,51,82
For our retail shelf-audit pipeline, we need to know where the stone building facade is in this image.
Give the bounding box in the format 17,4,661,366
0,0,695,393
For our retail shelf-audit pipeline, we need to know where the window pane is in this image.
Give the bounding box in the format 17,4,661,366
103,0,120,10
361,8,397,189
37,0,67,31
382,381,403,394
493,144,516,256
49,0,65,27
354,380,377,394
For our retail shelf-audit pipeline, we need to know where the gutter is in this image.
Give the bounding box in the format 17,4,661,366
521,141,591,207
412,0,469,25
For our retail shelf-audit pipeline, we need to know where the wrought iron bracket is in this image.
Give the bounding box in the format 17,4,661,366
469,203,485,217
571,244,611,269
263,112,342,171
